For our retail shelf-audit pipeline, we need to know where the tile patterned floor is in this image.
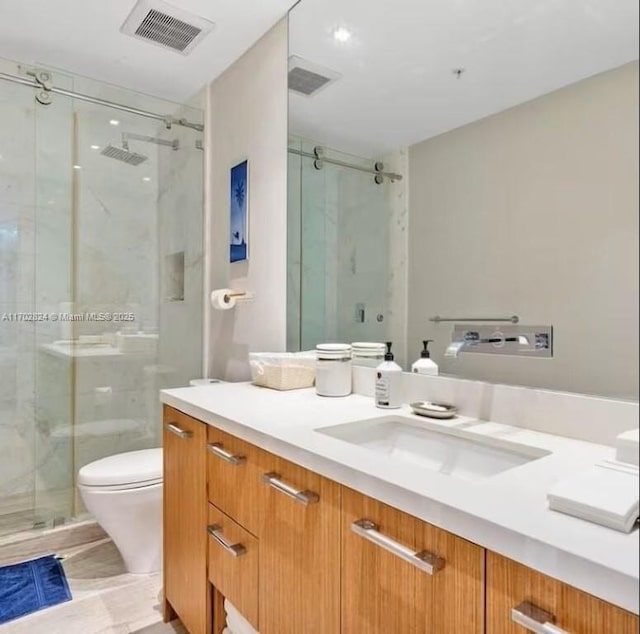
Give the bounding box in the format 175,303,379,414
135,622,187,634
0,519,105,565
0,537,184,634
0,510,34,539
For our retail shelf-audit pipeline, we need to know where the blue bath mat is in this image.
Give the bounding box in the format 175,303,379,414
0,555,72,624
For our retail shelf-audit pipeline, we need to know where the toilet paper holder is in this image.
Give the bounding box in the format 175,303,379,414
211,288,255,310
224,291,248,302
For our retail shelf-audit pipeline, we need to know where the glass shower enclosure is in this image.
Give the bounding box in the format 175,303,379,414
0,57,204,536
287,137,395,351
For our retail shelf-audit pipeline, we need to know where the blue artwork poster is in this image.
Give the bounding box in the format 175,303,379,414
230,160,248,263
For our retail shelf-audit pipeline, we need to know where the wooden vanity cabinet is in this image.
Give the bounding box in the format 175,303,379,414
163,406,209,634
162,409,639,634
258,453,342,634
341,487,484,634
486,552,639,634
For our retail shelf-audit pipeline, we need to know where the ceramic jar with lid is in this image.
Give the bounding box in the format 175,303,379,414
315,344,352,397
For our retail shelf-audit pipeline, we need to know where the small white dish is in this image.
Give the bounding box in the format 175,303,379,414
410,401,458,419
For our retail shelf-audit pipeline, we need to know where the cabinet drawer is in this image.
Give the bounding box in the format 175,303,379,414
341,487,484,634
486,552,639,634
207,504,259,630
206,426,263,535
259,454,341,634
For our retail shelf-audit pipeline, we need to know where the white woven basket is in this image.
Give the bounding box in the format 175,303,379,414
249,352,316,391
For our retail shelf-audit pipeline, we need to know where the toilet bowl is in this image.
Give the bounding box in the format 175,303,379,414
78,448,163,574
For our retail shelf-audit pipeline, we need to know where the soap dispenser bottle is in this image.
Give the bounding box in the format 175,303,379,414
375,342,403,409
411,340,438,376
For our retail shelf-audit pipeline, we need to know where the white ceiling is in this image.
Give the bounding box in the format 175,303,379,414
0,0,296,104
289,0,639,157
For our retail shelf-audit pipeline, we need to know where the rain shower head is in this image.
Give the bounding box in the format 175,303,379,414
100,144,148,166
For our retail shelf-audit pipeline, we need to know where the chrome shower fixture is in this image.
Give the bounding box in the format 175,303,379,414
100,144,148,166
100,132,179,166
122,132,179,150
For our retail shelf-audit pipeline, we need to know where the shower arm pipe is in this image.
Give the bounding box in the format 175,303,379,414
429,315,520,324
288,147,403,182
0,70,204,132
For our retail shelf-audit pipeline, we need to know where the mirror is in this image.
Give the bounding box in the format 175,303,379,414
287,0,639,400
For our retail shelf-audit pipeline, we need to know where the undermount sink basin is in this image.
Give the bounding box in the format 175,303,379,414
315,416,550,482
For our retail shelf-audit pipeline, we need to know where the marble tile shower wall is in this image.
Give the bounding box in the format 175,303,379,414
286,148,302,351
32,90,75,522
0,73,38,515
382,148,409,368
40,109,168,517
334,159,390,346
156,105,204,402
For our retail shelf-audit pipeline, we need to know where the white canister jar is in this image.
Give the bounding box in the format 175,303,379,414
315,344,352,397
351,342,386,367
351,342,386,395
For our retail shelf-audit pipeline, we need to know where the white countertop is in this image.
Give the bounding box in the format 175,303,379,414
161,382,639,614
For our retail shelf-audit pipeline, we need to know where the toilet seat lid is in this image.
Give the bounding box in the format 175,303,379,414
78,448,162,488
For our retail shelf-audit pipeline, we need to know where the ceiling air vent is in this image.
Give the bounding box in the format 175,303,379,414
288,56,341,97
121,0,215,55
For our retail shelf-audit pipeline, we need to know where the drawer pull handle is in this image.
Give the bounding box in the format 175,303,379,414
207,524,247,557
165,423,193,439
262,472,319,505
207,442,246,465
511,601,569,634
351,519,445,575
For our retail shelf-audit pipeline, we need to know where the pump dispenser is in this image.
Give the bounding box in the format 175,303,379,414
375,342,403,409
411,339,439,375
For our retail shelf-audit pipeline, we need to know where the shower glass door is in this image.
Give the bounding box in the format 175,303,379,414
32,67,75,526
0,57,59,535
0,56,204,534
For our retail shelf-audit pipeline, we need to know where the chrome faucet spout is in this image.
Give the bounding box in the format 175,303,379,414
445,333,530,358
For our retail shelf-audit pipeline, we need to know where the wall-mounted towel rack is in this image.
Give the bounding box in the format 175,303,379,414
429,315,519,324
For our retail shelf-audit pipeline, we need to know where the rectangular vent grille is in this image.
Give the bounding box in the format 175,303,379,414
288,56,341,97
121,0,215,56
135,9,202,52
288,67,332,96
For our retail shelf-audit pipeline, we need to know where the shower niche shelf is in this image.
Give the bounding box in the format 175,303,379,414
164,251,185,302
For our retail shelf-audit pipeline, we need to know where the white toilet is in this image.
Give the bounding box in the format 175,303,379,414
78,448,163,574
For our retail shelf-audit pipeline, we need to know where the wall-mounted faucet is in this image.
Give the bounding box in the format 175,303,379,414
445,325,553,358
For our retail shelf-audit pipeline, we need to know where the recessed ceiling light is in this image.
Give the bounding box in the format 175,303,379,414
332,27,352,43
73,164,82,170
109,119,120,126
90,144,100,150
142,176,151,182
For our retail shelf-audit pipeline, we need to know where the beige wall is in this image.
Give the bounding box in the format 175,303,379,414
205,19,289,380
408,62,639,399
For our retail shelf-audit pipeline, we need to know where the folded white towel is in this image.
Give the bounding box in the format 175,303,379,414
224,599,259,634
616,428,639,466
548,461,639,533
226,615,257,634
